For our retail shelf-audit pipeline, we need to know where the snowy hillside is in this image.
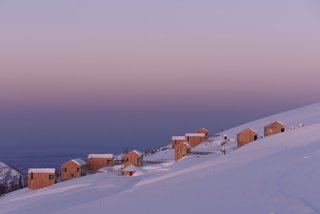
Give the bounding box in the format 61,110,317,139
0,162,21,186
1,103,320,214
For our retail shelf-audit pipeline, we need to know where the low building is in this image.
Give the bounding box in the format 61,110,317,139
264,121,286,137
185,133,206,147
171,136,186,149
61,159,87,181
121,164,140,176
123,150,143,168
175,142,191,161
28,168,56,190
87,154,114,173
237,128,258,148
195,128,209,140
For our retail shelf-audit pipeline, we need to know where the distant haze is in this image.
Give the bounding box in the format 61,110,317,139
0,1,320,156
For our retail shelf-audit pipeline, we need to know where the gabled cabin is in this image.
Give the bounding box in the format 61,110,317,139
185,133,206,147
87,154,114,173
264,121,286,137
28,168,56,190
61,159,87,181
124,150,143,168
237,128,258,148
195,128,209,140
121,164,140,176
171,136,186,149
175,142,191,161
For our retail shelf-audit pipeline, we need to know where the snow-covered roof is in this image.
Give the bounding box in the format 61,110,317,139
238,128,258,134
88,154,113,159
129,150,142,156
28,168,56,174
172,136,186,141
177,142,191,148
71,159,87,166
122,165,141,172
185,133,206,137
266,121,286,127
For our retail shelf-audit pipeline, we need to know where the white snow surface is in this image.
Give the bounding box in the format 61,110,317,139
2,103,320,214
87,154,113,159
71,159,87,166
28,168,56,174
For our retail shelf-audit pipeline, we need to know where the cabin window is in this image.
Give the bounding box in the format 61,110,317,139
77,167,80,172
281,128,285,132
64,168,67,172
49,175,54,180
71,174,74,177
30,173,34,180
254,135,258,141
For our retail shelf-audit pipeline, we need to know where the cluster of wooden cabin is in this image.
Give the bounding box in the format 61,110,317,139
27,121,288,190
172,128,209,161
237,121,286,148
27,151,143,190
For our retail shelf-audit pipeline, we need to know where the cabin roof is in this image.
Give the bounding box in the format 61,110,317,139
122,164,140,172
177,142,191,148
71,158,87,165
28,168,56,174
185,133,206,137
129,150,142,156
172,136,186,141
239,128,258,134
88,154,114,159
195,128,208,132
266,121,285,127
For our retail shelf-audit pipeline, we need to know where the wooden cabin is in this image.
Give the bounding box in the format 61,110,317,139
121,164,140,176
171,136,186,149
87,154,114,173
123,150,143,168
264,121,286,137
175,142,191,161
195,128,209,140
61,159,87,181
28,168,56,190
185,133,206,147
237,128,258,148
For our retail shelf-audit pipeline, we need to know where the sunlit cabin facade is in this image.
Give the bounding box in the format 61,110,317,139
28,168,56,190
264,121,286,137
195,128,209,140
175,142,191,161
123,150,143,168
61,159,87,181
121,164,140,176
185,133,206,147
171,136,186,149
87,154,114,173
237,128,258,148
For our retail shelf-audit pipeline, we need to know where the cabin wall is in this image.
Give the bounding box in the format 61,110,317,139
195,128,209,140
186,136,203,147
61,161,87,181
28,173,56,189
237,130,258,147
264,123,286,137
124,152,143,168
172,139,185,149
87,158,113,173
175,144,190,161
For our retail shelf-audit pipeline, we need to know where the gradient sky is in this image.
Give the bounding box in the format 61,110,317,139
0,0,320,155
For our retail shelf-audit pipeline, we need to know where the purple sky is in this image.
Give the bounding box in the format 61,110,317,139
0,0,320,155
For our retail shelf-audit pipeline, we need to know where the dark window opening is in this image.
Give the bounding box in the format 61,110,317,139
31,173,34,180
71,174,74,177
77,167,80,172
49,175,54,180
64,168,67,172
281,128,285,132
254,135,258,141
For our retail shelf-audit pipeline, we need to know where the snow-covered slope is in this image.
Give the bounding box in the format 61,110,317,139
1,103,320,214
0,162,21,187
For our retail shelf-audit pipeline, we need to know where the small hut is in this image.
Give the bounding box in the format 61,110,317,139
61,159,87,181
171,136,186,149
185,133,206,147
237,128,258,148
264,121,286,137
121,164,140,176
28,168,56,190
123,150,143,168
87,154,114,173
175,142,191,161
195,128,209,140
